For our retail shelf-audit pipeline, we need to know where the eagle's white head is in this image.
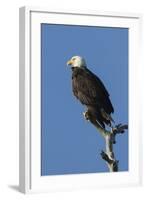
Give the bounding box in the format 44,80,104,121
67,56,86,68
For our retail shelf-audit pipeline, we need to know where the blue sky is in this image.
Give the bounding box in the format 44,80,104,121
41,24,128,176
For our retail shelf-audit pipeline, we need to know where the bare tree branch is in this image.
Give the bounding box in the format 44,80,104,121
83,111,128,172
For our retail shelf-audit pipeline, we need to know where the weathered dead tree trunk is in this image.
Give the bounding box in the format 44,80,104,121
84,112,128,172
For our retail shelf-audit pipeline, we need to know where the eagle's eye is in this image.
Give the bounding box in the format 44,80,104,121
72,58,76,61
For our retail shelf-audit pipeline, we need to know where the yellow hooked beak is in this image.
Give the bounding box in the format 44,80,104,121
67,59,73,66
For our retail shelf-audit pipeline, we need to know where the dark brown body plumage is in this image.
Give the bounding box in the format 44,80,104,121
72,67,114,128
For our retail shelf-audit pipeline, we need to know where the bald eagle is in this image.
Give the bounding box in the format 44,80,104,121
67,56,114,128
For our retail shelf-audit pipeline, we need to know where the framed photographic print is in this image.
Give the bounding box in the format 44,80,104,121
19,7,142,193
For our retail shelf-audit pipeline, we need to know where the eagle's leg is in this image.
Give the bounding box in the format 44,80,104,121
83,111,90,121
83,109,104,128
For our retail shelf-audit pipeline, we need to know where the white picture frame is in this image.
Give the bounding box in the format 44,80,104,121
19,6,142,194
